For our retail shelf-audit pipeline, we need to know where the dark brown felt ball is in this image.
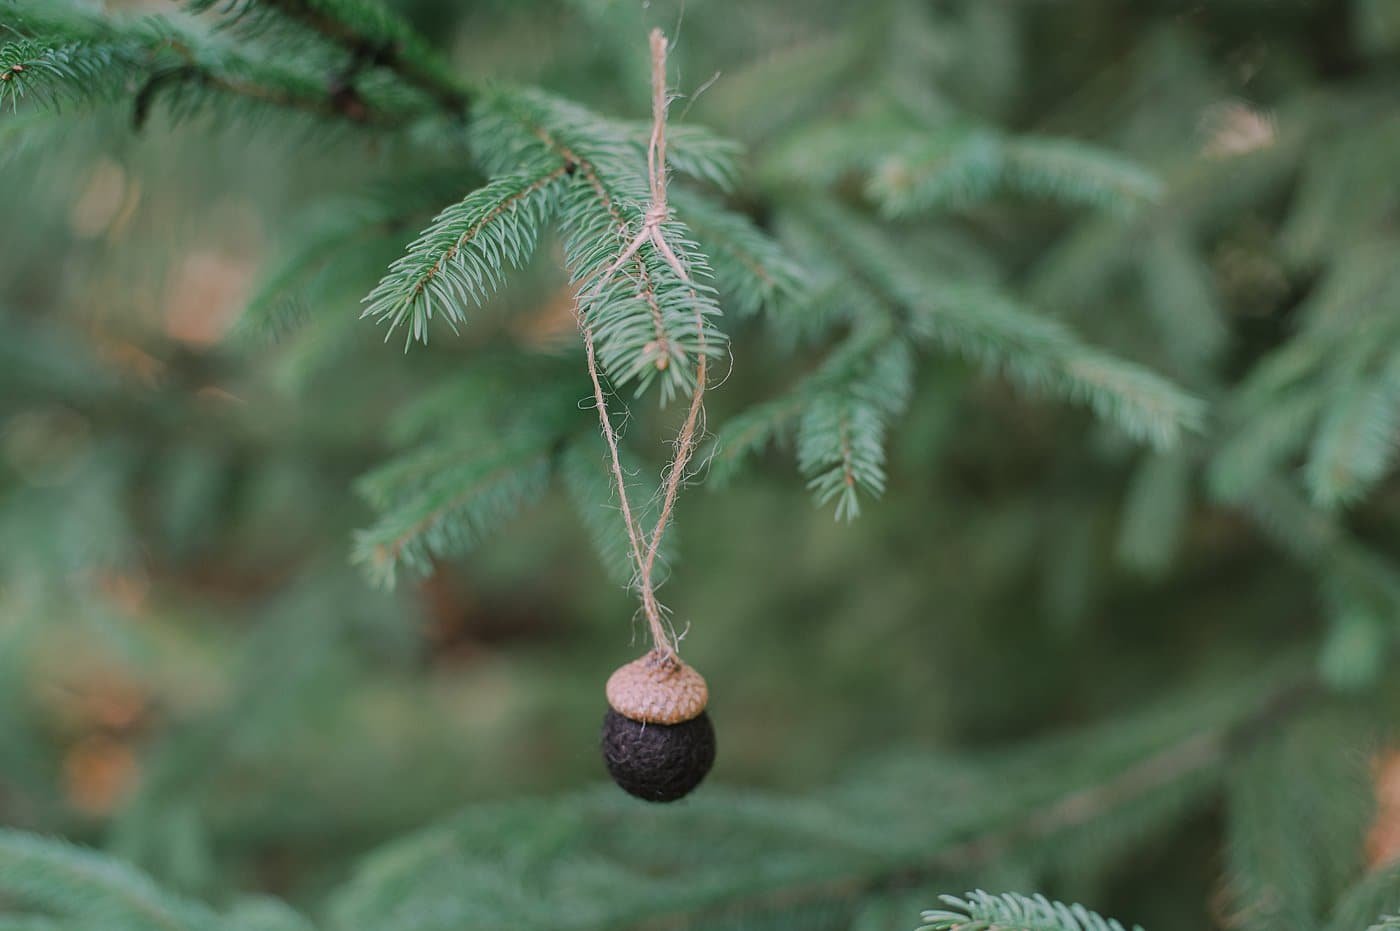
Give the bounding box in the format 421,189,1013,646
601,708,716,802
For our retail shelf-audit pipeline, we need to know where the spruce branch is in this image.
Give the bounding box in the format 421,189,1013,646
1223,710,1375,931
367,83,729,400
352,437,554,588
706,395,806,487
1116,450,1191,575
561,435,670,587
0,830,221,931
772,118,1162,218
0,917,73,931
1322,861,1400,931
185,0,472,115
708,330,912,518
361,162,568,343
919,891,1142,931
797,337,913,520
131,58,383,129
670,186,806,318
237,191,426,344
325,673,1310,931
798,397,886,521
1208,391,1323,501
561,184,724,401
2,3,412,127
1000,137,1164,212
620,121,742,191
496,88,729,401
1305,351,1400,510
0,40,109,111
355,30,729,638
800,202,1204,449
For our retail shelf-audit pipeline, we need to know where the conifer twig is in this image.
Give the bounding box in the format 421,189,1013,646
253,0,472,115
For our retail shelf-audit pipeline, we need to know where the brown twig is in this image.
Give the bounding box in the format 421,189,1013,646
132,39,400,130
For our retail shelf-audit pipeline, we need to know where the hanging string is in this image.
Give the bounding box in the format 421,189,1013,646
577,29,707,663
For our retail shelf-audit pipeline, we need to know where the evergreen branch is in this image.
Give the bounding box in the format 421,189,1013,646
186,0,471,114
464,87,730,402
1000,137,1164,212
566,200,727,402
779,118,1162,218
619,120,742,191
350,364,580,589
326,674,1301,931
560,434,671,587
1317,595,1388,691
928,729,1227,874
867,128,1006,216
1323,856,1400,931
1223,710,1375,931
0,40,112,111
1305,351,1400,510
707,395,806,486
223,898,317,931
132,59,383,129
352,436,554,588
0,830,220,931
238,200,410,343
918,891,1142,931
762,112,913,188
1225,476,1384,574
799,396,879,521
361,163,567,343
797,338,913,520
237,169,476,344
3,3,410,127
671,185,806,318
800,204,1203,448
0,918,74,931
709,329,911,517
1208,392,1323,501
1139,228,1228,375
1116,450,1191,576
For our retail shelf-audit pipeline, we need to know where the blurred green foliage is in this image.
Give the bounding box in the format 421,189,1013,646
2,0,1400,929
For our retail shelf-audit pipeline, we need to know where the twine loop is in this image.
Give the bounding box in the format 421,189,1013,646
577,29,707,660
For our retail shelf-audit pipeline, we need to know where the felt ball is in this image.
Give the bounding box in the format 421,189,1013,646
601,708,716,802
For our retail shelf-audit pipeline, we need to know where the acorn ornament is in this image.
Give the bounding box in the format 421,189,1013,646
601,650,716,802
575,30,719,803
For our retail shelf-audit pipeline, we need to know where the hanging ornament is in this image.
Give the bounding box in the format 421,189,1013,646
601,651,715,802
574,29,717,802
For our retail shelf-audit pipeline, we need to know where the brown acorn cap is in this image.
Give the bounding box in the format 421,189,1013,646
605,650,708,724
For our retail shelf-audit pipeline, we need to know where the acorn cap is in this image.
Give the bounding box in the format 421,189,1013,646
605,651,708,724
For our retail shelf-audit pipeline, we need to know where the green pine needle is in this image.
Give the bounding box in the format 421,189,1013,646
919,891,1143,931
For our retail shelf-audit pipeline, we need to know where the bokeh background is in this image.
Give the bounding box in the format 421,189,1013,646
3,1,1400,928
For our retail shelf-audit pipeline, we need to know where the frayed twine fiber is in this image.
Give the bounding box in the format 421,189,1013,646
577,28,706,661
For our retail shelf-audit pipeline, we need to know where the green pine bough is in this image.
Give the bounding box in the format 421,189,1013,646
919,891,1141,931
5,0,1400,929
0,0,1204,568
